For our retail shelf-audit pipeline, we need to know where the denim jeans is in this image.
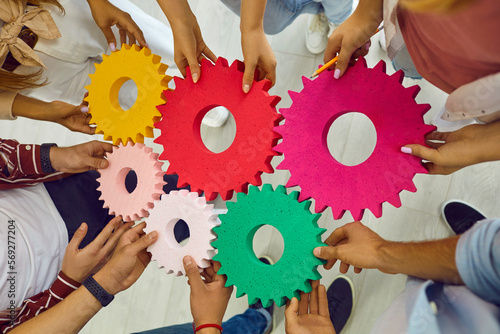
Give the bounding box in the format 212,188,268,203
220,0,352,35
391,44,422,79
133,308,270,334
44,172,189,248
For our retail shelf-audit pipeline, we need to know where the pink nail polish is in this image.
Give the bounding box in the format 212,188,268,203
192,72,198,83
109,43,116,52
365,43,370,50
81,106,89,113
334,69,341,79
243,84,250,93
401,147,412,154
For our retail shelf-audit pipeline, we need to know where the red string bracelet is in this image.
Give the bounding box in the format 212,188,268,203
192,322,223,333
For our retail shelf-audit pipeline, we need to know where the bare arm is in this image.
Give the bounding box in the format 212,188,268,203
314,221,463,284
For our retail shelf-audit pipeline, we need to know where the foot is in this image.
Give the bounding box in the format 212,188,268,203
249,256,275,334
441,200,486,234
201,106,229,127
305,13,333,54
327,275,354,333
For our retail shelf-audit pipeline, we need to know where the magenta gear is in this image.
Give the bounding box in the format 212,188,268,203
97,142,166,221
274,58,435,220
145,190,219,276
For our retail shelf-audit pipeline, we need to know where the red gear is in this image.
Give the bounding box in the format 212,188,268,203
155,57,283,200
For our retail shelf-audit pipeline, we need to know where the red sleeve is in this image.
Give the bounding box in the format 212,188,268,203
0,271,81,333
0,139,64,189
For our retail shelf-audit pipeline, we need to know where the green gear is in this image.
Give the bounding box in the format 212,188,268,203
212,184,326,307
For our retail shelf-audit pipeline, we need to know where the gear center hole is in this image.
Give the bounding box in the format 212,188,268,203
112,78,139,112
198,106,236,154
251,225,284,265
124,169,137,194
325,112,377,166
165,219,190,248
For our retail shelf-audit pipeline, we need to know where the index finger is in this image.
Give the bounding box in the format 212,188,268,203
324,225,348,247
120,18,147,48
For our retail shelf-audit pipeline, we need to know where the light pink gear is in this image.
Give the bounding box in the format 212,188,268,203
274,58,435,220
144,189,219,276
97,142,165,221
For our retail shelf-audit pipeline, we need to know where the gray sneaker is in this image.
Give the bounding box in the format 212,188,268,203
305,13,331,54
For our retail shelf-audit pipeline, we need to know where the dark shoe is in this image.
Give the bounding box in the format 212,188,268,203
249,256,274,334
441,200,486,235
327,275,354,333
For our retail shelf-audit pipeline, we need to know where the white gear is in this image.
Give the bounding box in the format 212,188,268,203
145,190,219,276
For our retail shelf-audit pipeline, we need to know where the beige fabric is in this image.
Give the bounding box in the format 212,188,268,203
383,0,405,59
0,0,61,68
0,90,18,120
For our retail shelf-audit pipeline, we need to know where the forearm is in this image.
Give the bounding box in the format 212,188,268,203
378,236,463,284
352,0,383,29
9,287,101,334
240,0,266,33
11,94,53,121
157,0,195,29
478,120,500,163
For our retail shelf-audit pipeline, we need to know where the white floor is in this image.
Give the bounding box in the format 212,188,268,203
4,0,500,333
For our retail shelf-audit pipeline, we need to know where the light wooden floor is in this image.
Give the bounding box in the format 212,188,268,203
3,0,500,333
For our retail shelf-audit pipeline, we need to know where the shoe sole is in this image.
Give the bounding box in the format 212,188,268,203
440,199,487,233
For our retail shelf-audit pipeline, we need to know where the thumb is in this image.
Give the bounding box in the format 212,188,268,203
242,62,256,93
187,62,201,84
183,256,205,292
285,297,300,326
100,26,117,52
401,144,441,163
314,246,339,260
68,223,88,251
334,47,355,79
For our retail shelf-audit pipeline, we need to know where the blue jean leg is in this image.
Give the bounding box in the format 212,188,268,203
44,172,189,248
220,0,351,35
133,308,269,334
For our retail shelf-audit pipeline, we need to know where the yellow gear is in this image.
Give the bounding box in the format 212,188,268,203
85,44,171,145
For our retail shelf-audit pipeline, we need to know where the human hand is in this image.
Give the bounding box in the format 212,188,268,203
49,141,113,173
62,217,132,283
402,122,500,175
241,28,276,93
93,222,158,295
285,280,336,334
184,257,233,327
314,221,389,274
86,0,147,50
46,98,94,135
324,4,381,79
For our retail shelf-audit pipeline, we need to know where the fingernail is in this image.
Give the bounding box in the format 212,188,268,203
148,231,158,240
334,69,341,79
79,223,85,230
183,256,192,266
192,72,198,83
314,247,321,257
401,147,412,154
243,84,250,93
109,43,116,52
81,106,89,113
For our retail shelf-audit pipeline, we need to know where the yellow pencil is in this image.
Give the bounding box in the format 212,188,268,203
310,27,383,79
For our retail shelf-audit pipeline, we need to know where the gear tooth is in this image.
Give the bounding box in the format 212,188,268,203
301,76,312,87
292,290,301,300
206,191,219,201
351,209,365,221
316,227,327,237
313,202,328,213
261,184,274,193
267,95,281,108
300,200,312,211
210,239,220,249
387,195,402,208
215,57,229,67
279,107,290,118
406,85,421,98
373,60,386,73
369,204,383,218
229,59,246,73
236,192,247,201
235,289,246,298
226,201,236,209
353,56,367,69
419,103,432,116
262,161,274,174
254,79,272,92
288,191,299,200
188,192,200,200
275,185,286,194
261,299,273,308
405,182,418,193
390,70,404,84
200,57,214,69
297,191,309,203
332,209,346,220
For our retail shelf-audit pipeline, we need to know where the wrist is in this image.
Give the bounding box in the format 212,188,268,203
48,145,62,172
197,328,221,334
376,241,400,274
93,270,121,296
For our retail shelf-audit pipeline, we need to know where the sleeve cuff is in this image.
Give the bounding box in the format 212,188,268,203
0,90,19,120
40,143,57,174
51,271,82,299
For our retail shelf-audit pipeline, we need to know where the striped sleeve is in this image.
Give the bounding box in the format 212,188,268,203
0,271,81,333
0,138,64,189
